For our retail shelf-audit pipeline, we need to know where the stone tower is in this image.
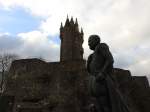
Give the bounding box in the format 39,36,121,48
60,16,84,61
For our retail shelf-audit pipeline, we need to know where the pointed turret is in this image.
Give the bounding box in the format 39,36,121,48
60,22,63,39
75,18,79,31
75,18,78,26
65,15,70,26
81,27,84,35
60,22,63,28
70,17,74,25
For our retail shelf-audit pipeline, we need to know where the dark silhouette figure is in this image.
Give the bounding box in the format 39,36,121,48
87,35,130,112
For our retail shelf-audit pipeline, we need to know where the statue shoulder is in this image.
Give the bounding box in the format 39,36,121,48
100,43,109,49
95,43,109,52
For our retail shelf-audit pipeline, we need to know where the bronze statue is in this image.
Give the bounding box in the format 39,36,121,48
87,35,130,112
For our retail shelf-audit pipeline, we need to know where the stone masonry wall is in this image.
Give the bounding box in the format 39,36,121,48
2,59,150,112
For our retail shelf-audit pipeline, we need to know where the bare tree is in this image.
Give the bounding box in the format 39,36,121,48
0,53,19,92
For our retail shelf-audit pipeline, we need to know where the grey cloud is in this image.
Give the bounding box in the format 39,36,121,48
0,34,22,50
0,34,60,61
114,54,134,69
19,43,60,61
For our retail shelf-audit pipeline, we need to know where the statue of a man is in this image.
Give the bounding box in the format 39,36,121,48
87,35,130,112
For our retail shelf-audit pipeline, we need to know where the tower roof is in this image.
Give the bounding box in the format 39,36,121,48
61,16,83,34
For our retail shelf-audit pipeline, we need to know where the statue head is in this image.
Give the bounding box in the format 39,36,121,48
88,35,100,50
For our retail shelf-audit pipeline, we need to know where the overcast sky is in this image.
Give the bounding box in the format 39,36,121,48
0,0,150,80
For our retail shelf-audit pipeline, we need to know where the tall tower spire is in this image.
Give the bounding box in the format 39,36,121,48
60,16,84,62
